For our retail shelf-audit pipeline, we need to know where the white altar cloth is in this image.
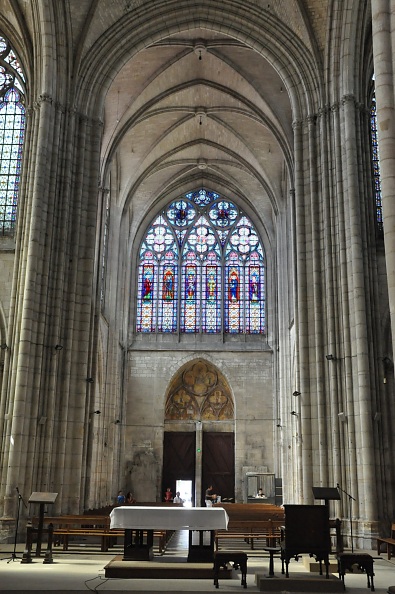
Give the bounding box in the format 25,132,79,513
110,506,229,531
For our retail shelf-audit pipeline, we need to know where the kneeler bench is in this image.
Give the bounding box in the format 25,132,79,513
337,553,375,591
213,550,247,588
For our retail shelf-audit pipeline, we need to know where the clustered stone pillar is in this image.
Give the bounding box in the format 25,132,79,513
290,79,381,538
0,87,103,522
371,0,395,360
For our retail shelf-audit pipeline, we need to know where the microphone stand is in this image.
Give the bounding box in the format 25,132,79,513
337,483,356,552
1,487,27,562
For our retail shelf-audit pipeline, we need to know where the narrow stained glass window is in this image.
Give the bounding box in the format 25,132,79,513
135,188,265,334
370,93,383,234
0,35,25,235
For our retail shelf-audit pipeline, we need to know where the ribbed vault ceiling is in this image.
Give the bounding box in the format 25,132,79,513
101,28,294,239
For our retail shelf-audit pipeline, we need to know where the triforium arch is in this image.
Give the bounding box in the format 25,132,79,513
163,358,235,506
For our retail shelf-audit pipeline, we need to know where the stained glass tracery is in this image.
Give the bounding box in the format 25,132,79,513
0,35,25,235
136,189,265,334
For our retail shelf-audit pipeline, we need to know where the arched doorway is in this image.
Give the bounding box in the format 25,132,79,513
163,359,235,506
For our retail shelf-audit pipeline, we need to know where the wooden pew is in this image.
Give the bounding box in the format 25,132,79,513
84,501,183,514
213,503,285,550
215,519,283,550
377,523,395,559
31,514,170,554
213,503,342,553
214,502,284,520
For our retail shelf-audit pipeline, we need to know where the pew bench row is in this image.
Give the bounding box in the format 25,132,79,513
213,506,284,552
215,524,282,550
30,515,171,554
53,527,169,554
377,523,395,560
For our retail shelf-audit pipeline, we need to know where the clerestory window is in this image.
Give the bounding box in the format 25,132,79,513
136,188,265,334
0,35,25,236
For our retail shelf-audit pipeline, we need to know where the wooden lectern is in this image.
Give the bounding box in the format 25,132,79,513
312,486,343,553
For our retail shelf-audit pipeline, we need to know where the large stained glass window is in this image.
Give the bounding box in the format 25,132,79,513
0,35,25,235
136,189,265,334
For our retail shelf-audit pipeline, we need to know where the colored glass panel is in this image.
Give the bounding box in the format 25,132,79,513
217,229,229,246
186,188,219,206
187,215,217,257
136,250,157,332
246,257,264,334
208,200,238,227
226,264,243,333
145,215,175,254
167,199,195,227
229,216,259,254
203,251,221,332
181,252,200,332
1,36,25,235
135,188,265,334
158,253,178,332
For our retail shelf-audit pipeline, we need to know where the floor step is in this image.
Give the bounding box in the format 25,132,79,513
256,571,345,592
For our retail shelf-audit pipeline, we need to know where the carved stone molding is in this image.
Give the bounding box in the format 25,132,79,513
341,94,356,106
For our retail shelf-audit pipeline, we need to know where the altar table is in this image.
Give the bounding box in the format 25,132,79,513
110,506,229,562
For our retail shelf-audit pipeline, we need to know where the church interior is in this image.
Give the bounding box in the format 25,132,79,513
1,0,395,574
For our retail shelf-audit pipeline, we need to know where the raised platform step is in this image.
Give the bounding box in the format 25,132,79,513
256,571,344,592
302,554,339,573
104,555,232,580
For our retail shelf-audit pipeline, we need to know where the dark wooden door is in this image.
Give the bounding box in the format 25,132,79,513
202,432,235,505
162,432,196,503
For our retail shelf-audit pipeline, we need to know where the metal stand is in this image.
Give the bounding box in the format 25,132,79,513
1,487,27,562
336,483,356,552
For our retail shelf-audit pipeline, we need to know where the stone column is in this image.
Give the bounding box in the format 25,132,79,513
341,95,377,521
371,0,395,358
292,118,309,502
195,421,202,506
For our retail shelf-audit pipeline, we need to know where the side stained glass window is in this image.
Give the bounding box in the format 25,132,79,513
136,188,265,334
0,35,26,235
370,93,383,234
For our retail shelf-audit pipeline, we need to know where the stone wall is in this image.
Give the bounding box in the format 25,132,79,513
0,242,14,332
123,349,274,502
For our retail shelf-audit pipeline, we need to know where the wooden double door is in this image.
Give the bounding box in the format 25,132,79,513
162,431,235,506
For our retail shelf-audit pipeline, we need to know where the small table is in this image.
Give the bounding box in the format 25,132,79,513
110,506,229,562
337,553,375,591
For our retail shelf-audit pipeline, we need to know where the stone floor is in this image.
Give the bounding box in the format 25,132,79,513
1,531,394,593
